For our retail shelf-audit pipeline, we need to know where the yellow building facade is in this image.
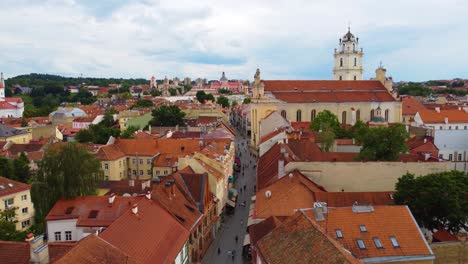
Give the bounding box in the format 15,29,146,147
0,177,35,231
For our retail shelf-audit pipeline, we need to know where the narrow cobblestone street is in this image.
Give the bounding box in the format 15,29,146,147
202,130,256,264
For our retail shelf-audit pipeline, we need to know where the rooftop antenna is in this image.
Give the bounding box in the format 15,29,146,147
347,21,351,31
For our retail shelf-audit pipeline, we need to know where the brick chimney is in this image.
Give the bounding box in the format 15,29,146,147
25,233,49,264
435,107,440,113
131,204,138,215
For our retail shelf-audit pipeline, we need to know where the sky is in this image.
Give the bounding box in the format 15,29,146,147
0,0,466,82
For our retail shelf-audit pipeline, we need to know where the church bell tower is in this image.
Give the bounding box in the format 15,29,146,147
333,27,364,81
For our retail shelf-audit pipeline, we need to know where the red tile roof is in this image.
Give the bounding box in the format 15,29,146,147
307,205,433,260
417,109,468,123
95,144,126,161
100,198,190,264
45,196,142,227
256,211,361,264
48,242,76,263
313,192,395,207
401,96,426,115
259,129,285,144
249,216,286,246
264,80,386,92
0,176,30,198
432,229,459,242
0,241,30,264
55,235,136,264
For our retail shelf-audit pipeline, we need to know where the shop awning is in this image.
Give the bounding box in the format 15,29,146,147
226,200,236,208
243,234,251,246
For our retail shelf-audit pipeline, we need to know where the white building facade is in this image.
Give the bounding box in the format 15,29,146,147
0,72,25,118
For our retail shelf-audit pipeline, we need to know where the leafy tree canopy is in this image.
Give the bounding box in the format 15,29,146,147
150,105,186,127
121,125,139,139
394,171,468,232
243,98,251,104
357,123,409,161
217,95,230,108
218,88,233,95
31,143,102,223
131,99,154,109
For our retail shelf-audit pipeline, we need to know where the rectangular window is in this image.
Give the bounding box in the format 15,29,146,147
156,171,160,175
449,154,453,161
4,198,14,207
455,126,459,130
440,126,443,130
55,232,62,241
439,154,443,159
119,160,121,168
105,176,109,181
356,239,366,249
21,195,27,201
458,154,463,161
22,207,28,214
359,225,367,232
104,163,109,170
147,159,151,164
390,236,400,248
465,126,467,130
335,229,343,238
449,126,452,130
147,170,151,175
132,170,136,176
373,237,383,249
65,231,72,241
21,220,30,228
140,170,143,176
164,170,168,175
139,159,143,164
132,159,136,164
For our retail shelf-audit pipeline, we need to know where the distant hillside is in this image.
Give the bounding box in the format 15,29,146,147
5,73,148,88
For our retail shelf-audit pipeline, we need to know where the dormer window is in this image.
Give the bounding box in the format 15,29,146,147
390,236,400,248
356,239,366,250
359,225,367,232
373,237,383,249
335,229,343,238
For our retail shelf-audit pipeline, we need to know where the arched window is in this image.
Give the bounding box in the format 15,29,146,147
385,109,389,121
352,43,355,51
311,109,316,122
340,58,343,67
353,76,357,80
296,110,302,122
339,76,342,80
354,57,357,66
356,109,361,121
342,111,347,125
342,44,345,51
281,110,286,119
370,109,375,120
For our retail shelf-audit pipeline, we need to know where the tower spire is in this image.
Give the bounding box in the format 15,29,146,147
0,72,4,88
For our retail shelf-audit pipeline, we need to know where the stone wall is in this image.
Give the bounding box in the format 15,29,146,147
431,241,468,264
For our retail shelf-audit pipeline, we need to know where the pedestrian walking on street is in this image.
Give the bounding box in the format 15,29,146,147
240,220,244,225
235,235,238,243
218,247,220,255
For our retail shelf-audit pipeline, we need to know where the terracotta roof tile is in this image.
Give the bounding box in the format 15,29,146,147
417,109,468,123
100,198,190,264
307,206,433,260
45,196,142,227
0,176,30,198
401,96,426,115
0,241,30,264
432,229,459,242
95,144,126,160
48,242,76,263
313,192,395,207
257,211,361,264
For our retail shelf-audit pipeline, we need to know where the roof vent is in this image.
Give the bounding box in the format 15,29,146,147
145,190,151,200
265,190,272,198
131,204,138,215
65,206,75,214
0,185,4,190
88,210,99,219
108,193,116,204
8,183,13,188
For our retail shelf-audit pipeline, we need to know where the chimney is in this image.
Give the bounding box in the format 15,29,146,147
131,204,138,214
278,159,285,178
108,193,116,204
26,233,49,264
444,117,448,124
435,107,440,113
145,190,151,200
423,138,427,143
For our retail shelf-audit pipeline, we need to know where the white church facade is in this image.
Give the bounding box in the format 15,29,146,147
0,73,25,118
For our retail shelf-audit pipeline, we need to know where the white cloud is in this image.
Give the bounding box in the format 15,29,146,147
0,0,466,81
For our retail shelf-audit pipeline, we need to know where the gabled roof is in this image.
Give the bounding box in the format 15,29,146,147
95,144,126,161
313,192,395,207
256,211,362,264
100,198,190,264
0,125,28,137
45,196,142,227
255,170,326,219
401,96,426,115
307,205,434,261
417,109,468,123
55,235,136,264
249,216,286,246
0,176,30,198
0,241,30,264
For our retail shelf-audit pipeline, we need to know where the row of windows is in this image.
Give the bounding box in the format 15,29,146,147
131,170,154,176
439,153,465,161
132,158,152,165
282,109,390,123
55,231,72,241
339,57,358,67
439,125,468,130
339,75,358,80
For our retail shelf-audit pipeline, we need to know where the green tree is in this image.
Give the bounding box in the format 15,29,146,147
218,88,233,95
394,171,468,232
357,123,409,161
21,118,28,127
231,101,238,107
89,124,121,144
310,110,346,137
75,128,95,143
13,153,30,183
217,95,230,108
0,206,27,241
151,89,162,97
205,93,215,102
243,98,251,104
31,143,102,223
0,157,15,180
121,125,139,139
398,82,430,96
196,91,207,103
349,120,369,143
317,123,335,152
168,88,177,96
150,105,186,127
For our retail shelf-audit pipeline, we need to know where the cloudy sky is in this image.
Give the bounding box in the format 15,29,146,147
0,0,466,81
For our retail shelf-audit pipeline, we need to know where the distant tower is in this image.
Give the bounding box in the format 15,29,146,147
0,72,5,101
252,68,264,99
333,27,364,81
150,75,156,89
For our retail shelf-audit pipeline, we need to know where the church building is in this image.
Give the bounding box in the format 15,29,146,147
249,28,402,147
0,72,24,118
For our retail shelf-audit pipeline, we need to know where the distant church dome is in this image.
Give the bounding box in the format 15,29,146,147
220,72,228,81
342,27,356,42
